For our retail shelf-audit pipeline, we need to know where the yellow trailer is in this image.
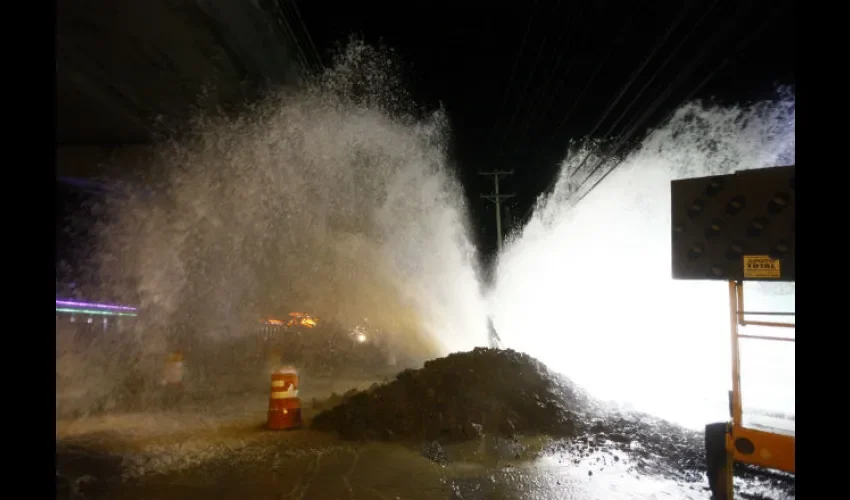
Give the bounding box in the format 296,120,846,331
670,165,795,499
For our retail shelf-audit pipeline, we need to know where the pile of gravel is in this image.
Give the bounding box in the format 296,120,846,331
311,347,593,441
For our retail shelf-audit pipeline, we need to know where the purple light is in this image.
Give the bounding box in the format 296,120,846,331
55,299,137,312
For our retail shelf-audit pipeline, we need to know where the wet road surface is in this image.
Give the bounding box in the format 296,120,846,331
56,390,793,500
57,432,711,499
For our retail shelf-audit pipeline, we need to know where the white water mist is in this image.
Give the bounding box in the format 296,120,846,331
64,42,488,410
491,92,795,429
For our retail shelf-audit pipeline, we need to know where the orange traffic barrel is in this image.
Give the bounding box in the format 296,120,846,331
163,350,184,388
267,366,301,430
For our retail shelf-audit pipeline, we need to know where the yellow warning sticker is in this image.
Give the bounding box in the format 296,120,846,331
743,255,781,278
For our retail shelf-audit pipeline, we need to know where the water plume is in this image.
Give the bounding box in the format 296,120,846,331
491,90,795,429
61,41,488,411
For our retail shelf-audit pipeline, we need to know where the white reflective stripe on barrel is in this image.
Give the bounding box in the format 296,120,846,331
271,390,299,399
271,380,296,388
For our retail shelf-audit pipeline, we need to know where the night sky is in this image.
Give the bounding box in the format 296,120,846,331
293,0,795,257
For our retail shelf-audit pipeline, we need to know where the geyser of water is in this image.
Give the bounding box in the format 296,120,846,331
491,92,795,429
64,42,488,407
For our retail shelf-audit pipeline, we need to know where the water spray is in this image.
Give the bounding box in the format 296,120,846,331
491,91,795,429
59,41,491,414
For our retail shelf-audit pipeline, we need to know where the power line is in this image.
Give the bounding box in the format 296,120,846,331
516,12,638,222
563,1,692,185
521,2,698,221
276,6,313,75
494,0,554,158
495,1,540,119
559,0,739,197
276,0,319,74
572,0,787,207
592,0,725,148
514,2,586,140
500,38,550,136
287,0,323,69
549,12,636,143
501,0,564,132
649,0,792,142
520,0,753,223
571,0,755,195
603,0,723,139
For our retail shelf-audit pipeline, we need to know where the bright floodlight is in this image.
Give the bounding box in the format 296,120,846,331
356,333,367,343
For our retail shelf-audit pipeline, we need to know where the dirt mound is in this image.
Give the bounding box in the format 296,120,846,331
311,347,592,441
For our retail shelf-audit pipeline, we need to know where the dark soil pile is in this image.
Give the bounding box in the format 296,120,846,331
311,347,592,441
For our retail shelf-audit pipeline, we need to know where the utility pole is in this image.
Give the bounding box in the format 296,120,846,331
479,171,515,252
